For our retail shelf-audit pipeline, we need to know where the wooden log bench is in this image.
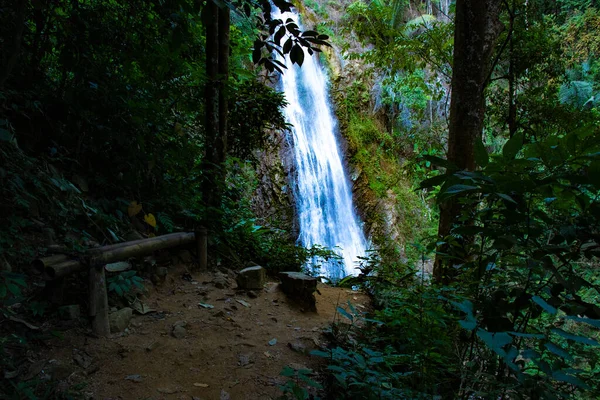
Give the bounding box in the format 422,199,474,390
32,229,208,336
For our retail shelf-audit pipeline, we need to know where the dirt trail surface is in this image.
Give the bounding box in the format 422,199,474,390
43,265,369,399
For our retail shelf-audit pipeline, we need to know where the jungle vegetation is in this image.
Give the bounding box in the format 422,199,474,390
1,0,600,399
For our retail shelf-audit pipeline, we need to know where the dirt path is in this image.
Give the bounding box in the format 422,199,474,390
43,265,369,399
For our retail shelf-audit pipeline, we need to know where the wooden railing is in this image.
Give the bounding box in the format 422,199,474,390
32,229,207,336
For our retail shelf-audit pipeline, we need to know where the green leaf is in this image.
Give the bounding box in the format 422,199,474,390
563,316,600,328
7,283,21,296
310,350,331,358
522,349,540,360
336,306,353,322
107,228,120,242
283,38,293,54
474,137,489,167
545,342,573,361
290,44,304,66
552,371,590,389
551,328,600,346
459,315,477,330
274,26,286,44
477,330,513,356
444,184,478,195
280,366,295,377
496,193,517,204
450,299,473,315
421,155,457,170
509,331,545,339
532,296,557,314
419,174,447,189
503,132,524,160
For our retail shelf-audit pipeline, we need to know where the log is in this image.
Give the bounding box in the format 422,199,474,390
196,227,208,270
86,232,193,254
87,232,196,267
35,233,198,280
89,265,110,337
32,254,68,274
46,244,70,254
46,260,85,279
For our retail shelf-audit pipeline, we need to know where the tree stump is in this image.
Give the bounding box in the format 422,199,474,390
279,272,317,312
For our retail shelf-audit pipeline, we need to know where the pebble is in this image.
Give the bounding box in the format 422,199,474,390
125,374,143,383
172,325,187,339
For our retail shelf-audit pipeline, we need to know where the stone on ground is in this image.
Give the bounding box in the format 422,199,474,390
109,307,133,333
172,325,186,339
212,272,231,289
278,272,317,312
172,321,187,338
236,266,266,290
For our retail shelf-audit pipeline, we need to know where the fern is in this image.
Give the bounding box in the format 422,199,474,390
157,212,175,233
559,80,593,108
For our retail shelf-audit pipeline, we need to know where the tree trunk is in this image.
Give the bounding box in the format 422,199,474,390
203,1,230,225
217,6,230,164
507,2,517,138
433,0,503,284
204,0,220,212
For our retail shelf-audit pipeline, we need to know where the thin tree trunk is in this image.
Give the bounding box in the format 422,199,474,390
433,0,503,284
204,0,220,212
507,2,517,138
217,7,230,162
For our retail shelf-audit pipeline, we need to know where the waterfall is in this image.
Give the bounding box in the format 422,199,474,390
272,10,368,280
439,0,450,16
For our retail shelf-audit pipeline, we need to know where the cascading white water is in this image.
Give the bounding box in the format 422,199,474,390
273,9,368,280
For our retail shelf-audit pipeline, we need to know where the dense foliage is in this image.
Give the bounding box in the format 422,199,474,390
295,0,600,399
0,0,331,397
2,0,600,399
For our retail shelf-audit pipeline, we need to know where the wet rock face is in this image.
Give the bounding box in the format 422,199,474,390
252,139,297,239
236,266,266,290
278,272,317,312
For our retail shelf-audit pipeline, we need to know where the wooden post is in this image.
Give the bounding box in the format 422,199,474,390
196,227,208,270
89,265,110,337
